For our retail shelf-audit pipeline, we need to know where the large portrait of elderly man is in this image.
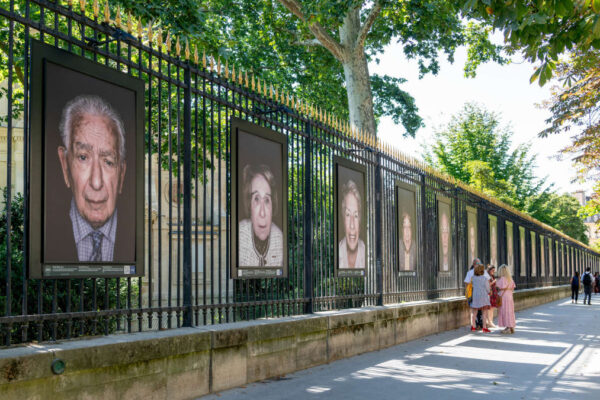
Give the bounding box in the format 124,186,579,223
334,156,367,277
396,181,417,273
231,118,288,279
29,41,144,278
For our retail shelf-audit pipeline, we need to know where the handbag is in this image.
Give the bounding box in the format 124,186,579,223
465,281,473,304
496,294,502,307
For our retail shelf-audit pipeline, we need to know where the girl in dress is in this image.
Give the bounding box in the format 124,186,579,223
497,264,516,334
487,265,499,328
470,264,491,333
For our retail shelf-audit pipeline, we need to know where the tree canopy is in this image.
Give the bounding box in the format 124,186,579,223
424,103,588,242
115,0,505,136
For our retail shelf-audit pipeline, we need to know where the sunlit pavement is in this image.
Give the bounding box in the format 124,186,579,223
199,296,600,400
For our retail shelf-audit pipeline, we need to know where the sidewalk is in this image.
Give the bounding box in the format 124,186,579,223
199,296,600,400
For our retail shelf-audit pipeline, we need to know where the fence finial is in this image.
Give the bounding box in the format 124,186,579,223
231,63,236,81
79,0,86,13
244,70,248,87
185,40,190,60
93,0,99,17
210,56,215,73
194,46,199,64
251,74,255,91
127,13,133,34
104,1,110,23
238,68,243,86
176,37,181,57
147,23,153,45
257,78,261,93
202,49,206,69
137,17,143,40
217,57,221,75
225,60,229,79
166,32,172,54
157,28,163,48
68,0,73,8
115,6,122,29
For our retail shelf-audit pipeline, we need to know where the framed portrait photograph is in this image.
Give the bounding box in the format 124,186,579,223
466,206,478,266
396,181,417,274
519,226,526,277
334,156,367,277
548,238,555,276
437,195,452,273
561,243,566,276
540,235,546,277
230,118,288,279
506,221,514,274
488,215,498,267
531,231,537,277
29,40,144,279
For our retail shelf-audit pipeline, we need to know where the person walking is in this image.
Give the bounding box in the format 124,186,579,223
594,272,600,295
497,264,516,334
487,265,499,328
571,271,580,304
582,267,593,305
470,264,491,333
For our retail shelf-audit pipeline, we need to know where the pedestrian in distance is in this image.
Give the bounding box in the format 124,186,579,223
571,271,580,304
470,264,491,333
487,265,499,328
496,264,516,334
594,272,600,295
582,267,593,305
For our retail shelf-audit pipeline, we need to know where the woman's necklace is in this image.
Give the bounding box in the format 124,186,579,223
252,233,270,267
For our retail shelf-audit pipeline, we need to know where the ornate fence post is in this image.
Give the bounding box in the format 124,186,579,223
303,120,314,314
182,65,193,327
375,152,383,306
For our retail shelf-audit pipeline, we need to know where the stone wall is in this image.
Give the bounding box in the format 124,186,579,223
0,285,570,400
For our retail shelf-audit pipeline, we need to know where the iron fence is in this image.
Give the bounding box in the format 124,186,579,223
0,0,599,347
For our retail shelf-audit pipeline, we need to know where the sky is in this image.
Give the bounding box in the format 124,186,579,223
368,40,589,196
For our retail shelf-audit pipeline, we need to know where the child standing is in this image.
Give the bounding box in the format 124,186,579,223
470,264,491,333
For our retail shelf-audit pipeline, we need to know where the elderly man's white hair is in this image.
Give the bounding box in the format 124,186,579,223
59,95,126,160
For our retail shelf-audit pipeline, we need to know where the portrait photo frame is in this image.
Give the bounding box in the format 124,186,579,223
334,156,367,277
466,206,478,267
437,194,452,274
531,231,537,277
519,226,526,277
396,181,418,275
506,221,514,275
230,117,288,279
29,40,145,279
488,214,498,267
540,235,546,277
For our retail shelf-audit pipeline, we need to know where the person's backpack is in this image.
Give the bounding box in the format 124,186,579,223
583,273,592,286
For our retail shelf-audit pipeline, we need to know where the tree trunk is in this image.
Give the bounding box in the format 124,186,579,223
340,9,376,136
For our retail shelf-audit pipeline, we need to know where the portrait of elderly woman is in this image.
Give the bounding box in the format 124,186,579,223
231,118,288,278
397,183,417,272
338,179,366,269
238,164,284,267
438,196,452,272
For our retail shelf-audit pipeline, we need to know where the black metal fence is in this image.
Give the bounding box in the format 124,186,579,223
1,0,599,347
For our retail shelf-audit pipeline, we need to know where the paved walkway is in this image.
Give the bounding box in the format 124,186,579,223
200,296,600,400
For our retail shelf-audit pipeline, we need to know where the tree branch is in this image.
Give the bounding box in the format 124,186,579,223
355,1,382,54
278,0,347,62
294,38,322,47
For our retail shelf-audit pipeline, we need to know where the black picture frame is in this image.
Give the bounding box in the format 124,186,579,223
466,206,478,267
334,156,367,277
489,214,498,267
396,181,417,275
29,40,145,279
230,117,288,279
437,194,452,274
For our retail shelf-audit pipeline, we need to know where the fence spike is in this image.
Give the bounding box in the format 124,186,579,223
194,46,198,64
147,22,153,44
256,78,261,93
115,6,122,29
210,56,215,73
79,0,86,13
157,28,162,49
225,60,229,79
137,17,143,40
251,74,255,91
93,0,99,17
231,63,236,81
185,40,190,61
104,1,110,23
127,13,133,34
68,0,73,8
176,37,181,57
166,32,172,54
244,70,248,87
202,49,206,69
269,84,273,99
217,57,221,75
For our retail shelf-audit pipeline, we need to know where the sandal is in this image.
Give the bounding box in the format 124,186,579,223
471,326,477,332
501,328,511,334
482,328,491,333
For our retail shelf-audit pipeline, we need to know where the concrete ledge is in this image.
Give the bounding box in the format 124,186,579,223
0,285,570,399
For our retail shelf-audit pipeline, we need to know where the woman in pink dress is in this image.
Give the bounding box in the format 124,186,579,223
496,264,516,334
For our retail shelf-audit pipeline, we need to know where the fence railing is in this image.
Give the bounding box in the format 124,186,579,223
0,0,599,347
